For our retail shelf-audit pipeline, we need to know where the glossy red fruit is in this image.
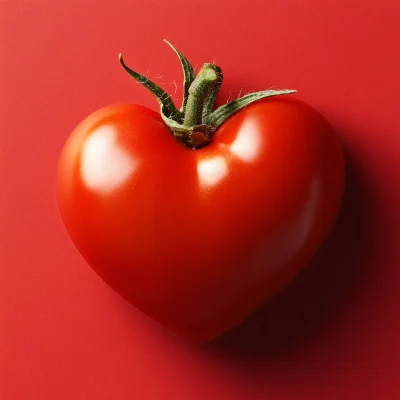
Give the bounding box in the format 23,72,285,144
57,95,344,343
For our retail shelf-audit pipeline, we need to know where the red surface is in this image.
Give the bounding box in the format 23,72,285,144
1,0,399,398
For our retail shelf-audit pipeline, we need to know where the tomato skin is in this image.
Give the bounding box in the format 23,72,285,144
57,97,345,343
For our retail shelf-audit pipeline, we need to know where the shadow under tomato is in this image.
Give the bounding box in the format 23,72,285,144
206,142,376,360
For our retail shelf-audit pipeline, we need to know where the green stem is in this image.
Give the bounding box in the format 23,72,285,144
183,64,222,127
202,66,223,119
119,40,296,149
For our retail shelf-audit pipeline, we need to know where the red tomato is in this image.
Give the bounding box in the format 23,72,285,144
56,96,344,343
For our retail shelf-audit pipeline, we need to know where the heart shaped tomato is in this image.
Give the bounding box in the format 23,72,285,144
57,42,344,342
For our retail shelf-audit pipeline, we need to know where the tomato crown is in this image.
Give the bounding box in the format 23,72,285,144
119,40,296,149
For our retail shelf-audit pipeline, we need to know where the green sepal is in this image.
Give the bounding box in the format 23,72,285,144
119,52,201,145
163,40,196,114
119,42,297,149
205,89,297,127
119,54,183,122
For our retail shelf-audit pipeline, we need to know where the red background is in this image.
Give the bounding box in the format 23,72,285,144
1,1,400,399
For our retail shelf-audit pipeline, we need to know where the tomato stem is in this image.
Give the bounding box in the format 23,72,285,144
183,64,222,127
202,67,223,120
119,40,297,149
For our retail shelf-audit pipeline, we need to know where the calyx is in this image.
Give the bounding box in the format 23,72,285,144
119,40,296,149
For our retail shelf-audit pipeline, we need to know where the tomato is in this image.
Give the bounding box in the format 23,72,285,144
57,95,344,343
57,42,344,342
